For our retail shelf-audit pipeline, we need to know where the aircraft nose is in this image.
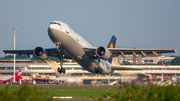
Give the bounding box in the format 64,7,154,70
48,24,60,42
48,25,53,36
48,24,58,36
48,24,55,32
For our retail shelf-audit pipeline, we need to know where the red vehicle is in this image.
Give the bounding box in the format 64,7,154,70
91,81,97,86
0,82,4,84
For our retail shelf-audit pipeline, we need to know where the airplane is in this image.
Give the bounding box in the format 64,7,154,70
0,68,23,82
3,21,176,74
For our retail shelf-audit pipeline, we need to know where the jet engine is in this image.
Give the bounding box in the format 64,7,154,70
33,47,48,60
96,46,111,60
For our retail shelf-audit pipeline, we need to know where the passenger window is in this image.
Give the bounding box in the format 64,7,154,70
66,31,69,34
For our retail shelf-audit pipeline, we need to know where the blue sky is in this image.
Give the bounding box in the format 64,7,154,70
0,0,179,57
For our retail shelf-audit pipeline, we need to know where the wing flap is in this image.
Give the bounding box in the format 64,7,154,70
109,48,176,55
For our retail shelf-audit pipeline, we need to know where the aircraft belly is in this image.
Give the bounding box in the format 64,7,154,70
51,30,94,71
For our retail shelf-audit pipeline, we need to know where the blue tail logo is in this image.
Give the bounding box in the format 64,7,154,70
107,35,117,63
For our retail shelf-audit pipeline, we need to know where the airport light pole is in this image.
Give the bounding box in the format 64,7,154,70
12,28,18,83
161,56,164,83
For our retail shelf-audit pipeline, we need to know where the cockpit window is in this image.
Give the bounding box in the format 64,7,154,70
57,23,61,26
50,22,61,26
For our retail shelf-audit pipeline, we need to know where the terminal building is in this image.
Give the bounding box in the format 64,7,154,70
117,54,175,65
0,56,179,84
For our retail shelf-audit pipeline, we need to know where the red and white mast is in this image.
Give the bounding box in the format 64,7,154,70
12,28,18,83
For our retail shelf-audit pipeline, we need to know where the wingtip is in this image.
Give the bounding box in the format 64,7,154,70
3,50,6,53
172,49,177,53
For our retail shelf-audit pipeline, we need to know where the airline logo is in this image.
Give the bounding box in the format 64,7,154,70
110,43,114,48
16,68,22,77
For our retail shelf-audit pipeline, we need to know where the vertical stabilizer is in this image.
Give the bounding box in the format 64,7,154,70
107,35,117,63
16,68,22,77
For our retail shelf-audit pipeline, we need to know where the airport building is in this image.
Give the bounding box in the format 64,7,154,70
117,54,175,64
0,57,179,84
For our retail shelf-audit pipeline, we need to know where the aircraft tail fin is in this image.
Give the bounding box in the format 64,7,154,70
16,68,22,77
107,35,117,63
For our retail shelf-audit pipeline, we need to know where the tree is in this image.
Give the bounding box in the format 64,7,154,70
48,56,60,62
30,56,39,60
31,56,67,63
122,61,131,65
16,54,29,58
170,55,178,57
170,57,180,65
0,55,14,59
157,61,171,65
0,54,29,59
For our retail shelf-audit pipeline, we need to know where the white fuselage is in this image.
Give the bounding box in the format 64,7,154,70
47,21,111,74
0,76,13,81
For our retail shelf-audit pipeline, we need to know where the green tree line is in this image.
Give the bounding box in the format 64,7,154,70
157,56,180,65
0,55,29,59
0,55,61,62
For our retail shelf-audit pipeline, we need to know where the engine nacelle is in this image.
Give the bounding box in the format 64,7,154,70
33,47,48,60
96,46,111,60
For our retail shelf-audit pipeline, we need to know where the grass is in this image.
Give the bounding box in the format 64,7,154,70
0,85,119,100
1,84,180,100
0,85,51,101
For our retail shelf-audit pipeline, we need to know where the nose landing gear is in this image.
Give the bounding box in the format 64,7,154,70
56,42,61,52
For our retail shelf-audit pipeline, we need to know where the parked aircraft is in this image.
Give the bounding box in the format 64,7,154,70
3,21,176,74
0,68,23,82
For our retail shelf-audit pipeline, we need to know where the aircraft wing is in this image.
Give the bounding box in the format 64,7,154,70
83,47,176,58
3,48,72,59
3,49,33,57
